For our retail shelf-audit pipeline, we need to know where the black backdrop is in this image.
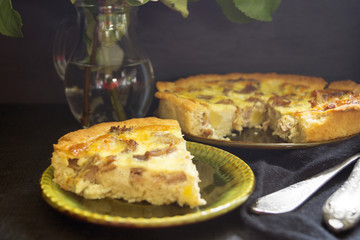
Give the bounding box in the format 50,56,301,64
1,0,360,104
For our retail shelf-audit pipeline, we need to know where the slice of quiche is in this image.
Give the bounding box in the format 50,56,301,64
269,85,360,142
155,73,360,143
51,117,206,208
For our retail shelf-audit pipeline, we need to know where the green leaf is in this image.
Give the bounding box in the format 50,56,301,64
126,0,150,6
233,0,281,21
0,0,23,37
216,0,252,24
160,0,189,18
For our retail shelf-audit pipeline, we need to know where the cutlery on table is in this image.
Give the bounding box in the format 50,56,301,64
249,153,360,215
322,158,360,233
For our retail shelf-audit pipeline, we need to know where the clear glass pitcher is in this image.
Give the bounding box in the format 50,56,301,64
53,0,154,128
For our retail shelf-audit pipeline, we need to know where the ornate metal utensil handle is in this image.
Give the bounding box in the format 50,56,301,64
250,153,360,214
322,158,360,233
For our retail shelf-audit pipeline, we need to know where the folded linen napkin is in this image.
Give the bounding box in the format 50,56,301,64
228,135,360,240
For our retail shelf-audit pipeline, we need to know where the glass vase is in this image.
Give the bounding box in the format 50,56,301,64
54,0,154,127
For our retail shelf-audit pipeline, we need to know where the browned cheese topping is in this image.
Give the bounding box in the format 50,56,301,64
268,95,291,107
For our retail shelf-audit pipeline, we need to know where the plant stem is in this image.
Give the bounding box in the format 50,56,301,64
110,87,127,120
105,67,127,121
81,21,99,128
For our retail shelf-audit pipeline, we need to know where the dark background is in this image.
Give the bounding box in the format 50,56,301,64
1,0,360,105
1,2,360,239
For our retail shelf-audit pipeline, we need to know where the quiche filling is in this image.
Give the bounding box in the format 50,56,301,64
155,73,360,143
52,118,206,208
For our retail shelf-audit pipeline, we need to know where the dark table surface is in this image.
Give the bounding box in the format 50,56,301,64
1,104,360,240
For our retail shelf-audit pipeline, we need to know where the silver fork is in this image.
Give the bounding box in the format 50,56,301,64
322,158,360,232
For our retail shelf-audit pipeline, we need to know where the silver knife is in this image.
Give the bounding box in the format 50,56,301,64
322,158,360,233
250,153,360,214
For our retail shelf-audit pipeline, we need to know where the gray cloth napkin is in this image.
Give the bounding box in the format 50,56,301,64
228,135,360,240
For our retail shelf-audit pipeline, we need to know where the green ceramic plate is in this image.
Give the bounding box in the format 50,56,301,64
40,141,255,228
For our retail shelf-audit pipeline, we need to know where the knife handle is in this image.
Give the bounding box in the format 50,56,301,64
322,159,360,232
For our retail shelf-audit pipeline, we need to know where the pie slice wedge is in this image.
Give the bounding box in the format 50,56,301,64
51,117,206,208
